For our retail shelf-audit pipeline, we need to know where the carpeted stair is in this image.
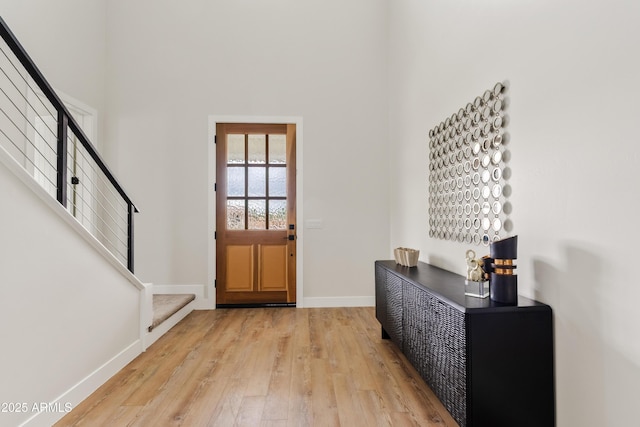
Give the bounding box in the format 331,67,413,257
148,294,195,332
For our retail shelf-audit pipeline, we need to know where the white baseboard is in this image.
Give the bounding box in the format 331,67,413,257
302,296,375,308
151,285,375,309
144,300,196,348
20,340,142,427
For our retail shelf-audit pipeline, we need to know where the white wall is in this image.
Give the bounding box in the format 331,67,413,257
104,0,391,302
1,5,146,426
388,0,640,425
0,158,142,427
2,0,109,146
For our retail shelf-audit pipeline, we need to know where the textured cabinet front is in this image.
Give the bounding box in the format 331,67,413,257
385,270,403,349
375,260,554,427
402,281,427,370
403,280,467,426
426,296,467,425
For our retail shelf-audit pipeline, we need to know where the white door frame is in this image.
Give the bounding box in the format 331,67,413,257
207,115,304,309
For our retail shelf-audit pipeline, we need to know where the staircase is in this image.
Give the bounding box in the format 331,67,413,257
0,16,198,427
1,16,200,337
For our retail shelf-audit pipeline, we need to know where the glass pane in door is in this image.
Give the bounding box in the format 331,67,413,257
227,134,245,164
269,200,287,230
227,200,245,229
227,167,245,196
269,167,286,197
248,199,266,229
248,167,266,197
268,134,286,164
248,134,266,164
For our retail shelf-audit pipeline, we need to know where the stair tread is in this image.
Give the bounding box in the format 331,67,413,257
149,294,195,332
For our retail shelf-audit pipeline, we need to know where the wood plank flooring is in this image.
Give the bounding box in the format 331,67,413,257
55,307,458,427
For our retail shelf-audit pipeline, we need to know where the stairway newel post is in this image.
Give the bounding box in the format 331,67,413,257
56,111,68,207
127,202,134,273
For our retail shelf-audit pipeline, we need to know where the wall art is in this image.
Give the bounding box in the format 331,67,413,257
428,82,512,246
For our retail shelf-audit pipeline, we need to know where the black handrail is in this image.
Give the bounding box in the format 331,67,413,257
0,16,138,272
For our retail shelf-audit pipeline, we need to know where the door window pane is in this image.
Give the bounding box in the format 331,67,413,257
268,134,286,164
269,167,286,197
227,134,245,164
222,128,292,232
248,199,266,229
269,200,287,230
248,167,266,197
227,167,245,196
248,134,266,164
227,200,245,229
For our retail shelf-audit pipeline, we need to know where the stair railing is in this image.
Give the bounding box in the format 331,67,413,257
0,17,138,272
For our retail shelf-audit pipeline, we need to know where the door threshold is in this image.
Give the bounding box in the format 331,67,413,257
216,303,296,309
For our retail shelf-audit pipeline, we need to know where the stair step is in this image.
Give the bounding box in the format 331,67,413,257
149,294,195,332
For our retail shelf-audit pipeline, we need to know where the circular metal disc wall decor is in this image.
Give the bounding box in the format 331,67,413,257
428,81,512,246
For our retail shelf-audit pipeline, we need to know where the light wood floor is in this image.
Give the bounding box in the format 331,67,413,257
56,307,458,426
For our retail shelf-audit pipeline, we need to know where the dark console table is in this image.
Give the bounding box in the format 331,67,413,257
375,260,554,427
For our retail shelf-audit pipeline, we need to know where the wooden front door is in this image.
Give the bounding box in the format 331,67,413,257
216,123,296,305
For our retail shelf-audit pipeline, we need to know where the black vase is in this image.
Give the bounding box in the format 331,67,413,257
489,236,518,304
490,273,518,304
